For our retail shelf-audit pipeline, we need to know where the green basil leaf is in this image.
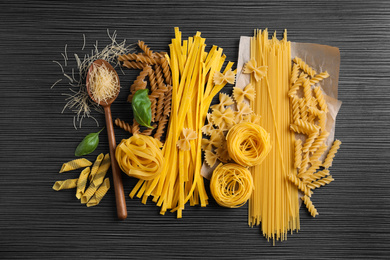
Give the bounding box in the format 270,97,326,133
75,128,104,156
132,89,153,129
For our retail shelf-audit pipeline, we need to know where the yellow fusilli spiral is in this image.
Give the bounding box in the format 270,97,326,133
137,40,154,57
298,151,310,176
115,118,132,134
226,122,271,167
298,160,322,180
210,163,254,208
309,131,329,154
323,140,342,169
313,86,328,113
293,57,317,77
310,143,328,162
310,71,329,85
290,95,300,123
301,195,318,217
290,63,300,84
306,176,334,190
303,78,312,102
296,119,320,134
115,134,164,180
304,169,330,184
294,139,302,169
302,131,319,153
299,98,308,121
287,174,312,197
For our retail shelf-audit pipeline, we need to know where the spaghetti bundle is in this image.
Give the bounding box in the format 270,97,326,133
210,163,254,208
226,122,271,167
115,135,164,180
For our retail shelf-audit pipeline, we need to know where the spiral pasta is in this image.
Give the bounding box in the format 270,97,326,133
122,61,148,70
293,57,317,77
310,71,329,85
309,131,329,154
160,57,172,85
310,143,328,162
323,139,342,169
127,65,151,102
313,86,328,113
301,195,318,217
287,174,312,197
290,95,300,123
303,169,330,184
115,118,132,134
302,131,319,153
137,40,154,57
115,134,164,180
210,163,254,208
226,122,271,167
306,176,334,190
294,139,302,169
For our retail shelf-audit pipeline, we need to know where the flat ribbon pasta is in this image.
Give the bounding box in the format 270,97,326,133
233,83,255,104
115,134,164,180
210,163,254,208
226,122,271,167
243,58,267,82
213,70,236,85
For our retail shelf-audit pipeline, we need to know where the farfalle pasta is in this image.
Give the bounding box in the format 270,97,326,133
204,150,219,167
213,70,236,85
233,83,255,104
243,58,267,81
211,107,235,130
177,128,197,151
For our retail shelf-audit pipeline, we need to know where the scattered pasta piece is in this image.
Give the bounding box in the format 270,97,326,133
177,128,197,151
76,167,90,199
323,140,342,169
115,134,164,180
218,93,234,107
89,153,104,181
301,195,318,217
243,58,267,81
59,158,92,173
226,122,271,167
204,150,219,168
213,70,236,85
52,178,78,191
210,163,254,208
233,83,255,104
211,107,235,130
87,178,110,207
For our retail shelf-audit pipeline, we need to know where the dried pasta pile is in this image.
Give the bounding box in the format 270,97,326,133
288,57,342,217
129,28,236,218
53,154,111,207
115,41,172,141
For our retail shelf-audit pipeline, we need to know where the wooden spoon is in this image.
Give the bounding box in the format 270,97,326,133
86,59,127,220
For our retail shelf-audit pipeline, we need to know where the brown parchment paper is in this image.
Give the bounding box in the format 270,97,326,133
201,36,342,181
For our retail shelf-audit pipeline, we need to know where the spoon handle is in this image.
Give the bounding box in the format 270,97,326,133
104,105,127,220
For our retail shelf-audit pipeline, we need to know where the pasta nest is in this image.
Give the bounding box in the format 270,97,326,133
210,163,254,208
226,122,271,167
115,134,164,180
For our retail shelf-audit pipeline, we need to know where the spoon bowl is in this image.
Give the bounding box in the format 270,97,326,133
86,59,127,220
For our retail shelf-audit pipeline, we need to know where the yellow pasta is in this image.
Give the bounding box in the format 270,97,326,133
59,158,92,173
243,58,267,81
303,169,330,184
302,131,319,153
204,150,219,167
287,174,312,197
213,70,236,85
313,86,328,113
294,139,302,169
290,95,300,123
211,107,235,130
323,139,342,169
115,134,164,180
76,167,90,199
177,128,197,151
233,83,255,104
310,71,329,85
210,163,254,208
52,178,78,191
92,153,111,186
309,131,329,154
293,57,317,77
306,175,334,190
310,143,328,162
87,178,110,207
89,153,104,181
301,195,318,217
215,142,231,163
226,122,271,167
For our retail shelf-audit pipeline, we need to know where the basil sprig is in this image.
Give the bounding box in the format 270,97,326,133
132,89,153,129
75,127,104,156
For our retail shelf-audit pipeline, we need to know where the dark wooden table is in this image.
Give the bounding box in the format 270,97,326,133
1,1,389,259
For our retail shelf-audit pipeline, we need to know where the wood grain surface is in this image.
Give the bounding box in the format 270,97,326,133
1,1,389,259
